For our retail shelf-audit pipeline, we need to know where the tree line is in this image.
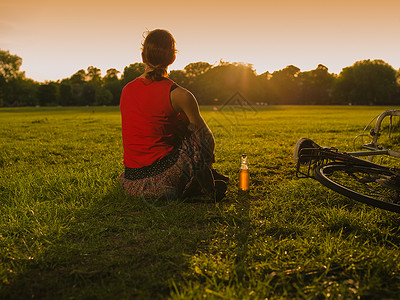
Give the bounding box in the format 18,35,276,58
1,49,400,107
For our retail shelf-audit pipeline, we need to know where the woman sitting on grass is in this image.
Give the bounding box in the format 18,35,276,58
119,29,228,201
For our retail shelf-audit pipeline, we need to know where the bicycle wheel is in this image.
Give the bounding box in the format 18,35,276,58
314,163,400,213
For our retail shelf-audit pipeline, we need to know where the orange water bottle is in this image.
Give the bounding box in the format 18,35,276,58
239,154,249,191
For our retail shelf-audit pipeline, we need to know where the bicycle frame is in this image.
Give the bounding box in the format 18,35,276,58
370,109,400,146
356,109,400,159
295,146,394,179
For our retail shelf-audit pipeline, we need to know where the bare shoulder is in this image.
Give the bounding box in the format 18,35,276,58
170,86,198,112
171,86,194,101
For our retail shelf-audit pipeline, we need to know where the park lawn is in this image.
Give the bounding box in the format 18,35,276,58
1,105,400,299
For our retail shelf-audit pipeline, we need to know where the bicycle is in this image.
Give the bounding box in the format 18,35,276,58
294,109,400,213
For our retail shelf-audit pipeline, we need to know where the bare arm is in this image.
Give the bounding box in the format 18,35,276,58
171,86,215,151
171,86,210,130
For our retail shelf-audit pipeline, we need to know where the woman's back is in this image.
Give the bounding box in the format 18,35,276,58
120,77,180,168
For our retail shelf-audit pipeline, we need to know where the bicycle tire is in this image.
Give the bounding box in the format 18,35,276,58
314,163,400,213
294,138,320,166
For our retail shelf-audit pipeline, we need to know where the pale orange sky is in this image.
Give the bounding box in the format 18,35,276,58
1,0,399,82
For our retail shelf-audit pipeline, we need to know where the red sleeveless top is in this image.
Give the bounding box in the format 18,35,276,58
120,77,185,168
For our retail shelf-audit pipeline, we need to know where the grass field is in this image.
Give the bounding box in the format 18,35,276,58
1,105,400,299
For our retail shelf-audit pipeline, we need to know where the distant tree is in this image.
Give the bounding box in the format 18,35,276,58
87,66,102,86
103,68,122,105
104,68,120,82
37,82,58,106
298,64,336,104
0,50,38,106
13,77,39,106
396,68,400,100
0,76,38,106
86,66,102,105
333,59,398,105
193,62,258,104
59,81,73,106
268,65,301,104
95,87,113,105
82,82,96,105
121,63,145,86
0,49,24,81
68,69,87,105
182,62,213,91
0,75,5,106
256,71,273,104
169,70,188,87
184,62,212,78
70,69,86,85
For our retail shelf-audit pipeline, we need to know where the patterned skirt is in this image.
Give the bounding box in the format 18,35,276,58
119,126,216,201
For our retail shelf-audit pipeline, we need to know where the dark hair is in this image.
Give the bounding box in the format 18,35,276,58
142,29,176,81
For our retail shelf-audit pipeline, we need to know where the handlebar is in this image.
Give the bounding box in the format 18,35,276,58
370,109,400,145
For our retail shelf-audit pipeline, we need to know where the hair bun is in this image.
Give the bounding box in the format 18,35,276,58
142,29,176,81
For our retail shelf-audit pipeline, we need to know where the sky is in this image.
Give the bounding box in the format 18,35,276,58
1,0,400,82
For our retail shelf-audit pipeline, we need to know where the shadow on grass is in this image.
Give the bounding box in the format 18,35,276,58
0,184,223,299
232,192,252,281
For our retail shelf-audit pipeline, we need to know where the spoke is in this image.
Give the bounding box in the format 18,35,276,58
329,169,395,203
348,171,381,196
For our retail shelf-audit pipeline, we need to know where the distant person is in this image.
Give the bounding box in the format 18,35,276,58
119,29,228,201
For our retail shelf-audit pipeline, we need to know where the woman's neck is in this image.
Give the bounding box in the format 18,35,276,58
139,65,156,79
140,64,168,80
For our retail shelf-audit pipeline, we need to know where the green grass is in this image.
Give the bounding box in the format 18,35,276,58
1,105,400,299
